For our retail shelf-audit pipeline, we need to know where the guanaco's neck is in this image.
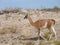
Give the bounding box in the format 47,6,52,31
28,16,34,25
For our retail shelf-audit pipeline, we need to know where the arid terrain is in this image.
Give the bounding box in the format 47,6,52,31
0,8,60,45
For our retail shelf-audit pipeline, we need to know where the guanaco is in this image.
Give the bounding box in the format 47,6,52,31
24,14,56,40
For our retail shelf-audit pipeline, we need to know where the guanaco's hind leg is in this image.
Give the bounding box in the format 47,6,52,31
51,26,57,40
48,26,57,40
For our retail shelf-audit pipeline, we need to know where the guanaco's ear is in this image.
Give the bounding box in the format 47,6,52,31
24,14,28,19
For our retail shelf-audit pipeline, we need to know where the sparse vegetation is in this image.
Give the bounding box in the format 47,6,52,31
25,41,35,45
0,25,17,34
7,40,60,45
41,6,60,13
0,7,60,45
44,31,55,40
54,41,60,45
0,7,60,15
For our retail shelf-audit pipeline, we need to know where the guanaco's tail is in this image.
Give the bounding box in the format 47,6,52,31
51,19,55,24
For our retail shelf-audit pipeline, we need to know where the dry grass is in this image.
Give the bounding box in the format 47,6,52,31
41,6,60,13
0,8,60,45
0,40,60,45
9,40,60,45
25,41,35,45
44,31,55,40
0,25,17,34
54,41,60,45
0,7,60,15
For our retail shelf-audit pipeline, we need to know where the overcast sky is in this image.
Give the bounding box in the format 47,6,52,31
0,0,60,9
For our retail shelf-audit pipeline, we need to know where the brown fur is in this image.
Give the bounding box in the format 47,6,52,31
32,19,55,29
24,15,56,40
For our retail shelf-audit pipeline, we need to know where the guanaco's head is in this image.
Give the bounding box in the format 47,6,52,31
24,14,28,19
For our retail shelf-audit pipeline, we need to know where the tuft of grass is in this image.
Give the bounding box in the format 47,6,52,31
26,41,35,45
44,32,50,38
44,31,55,40
40,40,47,45
0,29,6,34
0,25,17,34
54,41,60,45
9,25,17,33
